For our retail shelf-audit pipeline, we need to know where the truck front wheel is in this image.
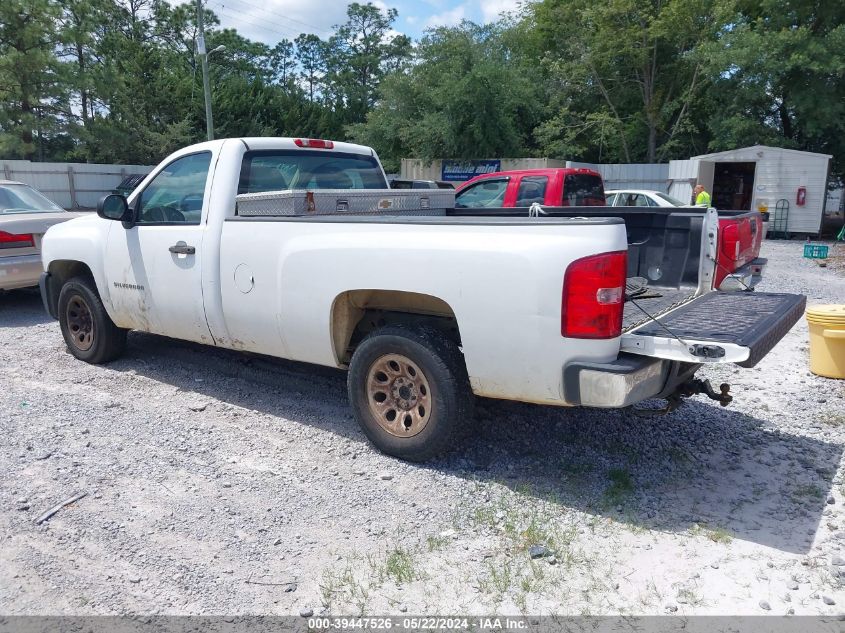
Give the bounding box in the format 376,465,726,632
347,325,474,462
58,276,127,364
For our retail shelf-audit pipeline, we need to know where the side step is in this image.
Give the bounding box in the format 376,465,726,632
627,291,806,367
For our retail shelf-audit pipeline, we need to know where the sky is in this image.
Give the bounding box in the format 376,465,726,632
197,0,527,44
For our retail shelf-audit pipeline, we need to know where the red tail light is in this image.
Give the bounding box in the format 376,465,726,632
0,231,34,248
294,138,334,149
720,222,741,261
562,251,627,339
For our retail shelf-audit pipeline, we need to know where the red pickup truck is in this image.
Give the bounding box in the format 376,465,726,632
455,168,765,291
455,167,606,208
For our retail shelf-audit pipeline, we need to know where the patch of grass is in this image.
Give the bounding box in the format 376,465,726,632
426,534,450,552
667,447,693,467
676,586,704,606
688,523,732,544
820,413,845,427
319,561,371,612
560,460,594,476
706,527,733,544
471,504,498,528
792,483,824,501
603,468,635,507
384,547,416,584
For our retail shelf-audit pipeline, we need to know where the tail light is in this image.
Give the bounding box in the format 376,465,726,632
294,138,334,149
720,222,741,261
562,251,627,339
0,231,34,249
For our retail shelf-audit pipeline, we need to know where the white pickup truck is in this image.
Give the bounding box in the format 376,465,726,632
39,138,806,461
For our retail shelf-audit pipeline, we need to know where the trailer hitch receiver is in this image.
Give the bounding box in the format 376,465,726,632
634,379,732,416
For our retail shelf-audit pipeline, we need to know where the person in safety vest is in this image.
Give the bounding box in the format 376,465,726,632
694,184,712,207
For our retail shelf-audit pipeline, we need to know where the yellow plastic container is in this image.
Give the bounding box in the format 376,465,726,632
806,305,845,379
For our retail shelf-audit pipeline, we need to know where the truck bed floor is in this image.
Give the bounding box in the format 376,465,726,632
623,288,697,331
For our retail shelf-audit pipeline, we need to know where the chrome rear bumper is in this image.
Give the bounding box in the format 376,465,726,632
563,355,700,408
0,254,42,290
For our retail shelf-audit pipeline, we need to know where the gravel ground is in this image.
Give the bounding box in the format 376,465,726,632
1,240,844,617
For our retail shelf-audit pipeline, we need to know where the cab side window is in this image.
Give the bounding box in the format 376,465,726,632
455,179,508,208
136,152,212,224
515,176,548,206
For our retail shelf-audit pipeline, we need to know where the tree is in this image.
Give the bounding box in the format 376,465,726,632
349,22,543,171
0,0,67,159
268,38,297,88
325,2,411,123
532,0,727,163
702,0,845,183
295,33,326,102
57,0,110,124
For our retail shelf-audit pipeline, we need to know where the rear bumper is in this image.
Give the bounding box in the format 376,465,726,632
0,254,42,290
719,257,767,291
563,354,700,408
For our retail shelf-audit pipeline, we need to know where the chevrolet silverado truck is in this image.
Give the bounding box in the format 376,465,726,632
458,169,765,292
39,138,805,461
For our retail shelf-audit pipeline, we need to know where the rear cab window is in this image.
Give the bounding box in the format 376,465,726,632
562,173,605,206
238,150,387,195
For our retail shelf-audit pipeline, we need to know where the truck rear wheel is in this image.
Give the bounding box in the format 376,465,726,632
347,325,474,462
58,276,127,364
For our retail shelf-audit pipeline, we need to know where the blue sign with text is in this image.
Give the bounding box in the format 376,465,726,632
441,160,501,182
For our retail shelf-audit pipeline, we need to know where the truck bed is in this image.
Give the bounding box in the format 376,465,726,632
622,288,696,331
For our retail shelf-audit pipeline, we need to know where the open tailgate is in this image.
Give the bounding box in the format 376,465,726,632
621,291,806,367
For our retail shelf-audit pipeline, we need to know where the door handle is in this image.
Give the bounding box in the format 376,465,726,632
169,242,195,255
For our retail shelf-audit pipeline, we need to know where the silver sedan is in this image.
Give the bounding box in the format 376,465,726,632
0,181,85,291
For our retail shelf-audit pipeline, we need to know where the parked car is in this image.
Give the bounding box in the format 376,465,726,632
606,189,766,290
0,181,84,291
605,189,691,208
455,168,606,208
39,138,804,462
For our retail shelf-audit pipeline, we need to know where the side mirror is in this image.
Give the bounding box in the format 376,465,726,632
97,194,131,222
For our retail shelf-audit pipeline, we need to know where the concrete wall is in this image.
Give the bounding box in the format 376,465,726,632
402,157,672,193
1,160,154,210
400,158,565,181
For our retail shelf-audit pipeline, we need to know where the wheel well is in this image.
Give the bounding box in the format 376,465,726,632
332,290,461,365
45,261,96,312
48,260,95,287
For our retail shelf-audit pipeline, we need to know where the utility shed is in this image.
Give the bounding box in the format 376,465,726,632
668,145,831,234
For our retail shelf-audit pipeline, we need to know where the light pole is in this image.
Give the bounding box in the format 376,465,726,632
195,0,225,141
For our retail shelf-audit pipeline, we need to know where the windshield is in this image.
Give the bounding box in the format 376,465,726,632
655,192,687,207
0,184,65,214
238,150,387,194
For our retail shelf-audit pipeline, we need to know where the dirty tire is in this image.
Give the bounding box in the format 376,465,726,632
348,325,474,462
58,276,127,364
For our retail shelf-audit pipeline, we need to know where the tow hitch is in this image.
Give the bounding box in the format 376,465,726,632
634,379,732,416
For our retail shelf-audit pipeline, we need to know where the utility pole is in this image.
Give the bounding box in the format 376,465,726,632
196,0,214,141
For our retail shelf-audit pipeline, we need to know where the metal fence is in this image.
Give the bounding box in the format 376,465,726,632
1,159,154,210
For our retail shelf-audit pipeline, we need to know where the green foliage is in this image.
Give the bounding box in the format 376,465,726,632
0,0,66,159
702,0,845,182
0,0,841,185
349,22,543,170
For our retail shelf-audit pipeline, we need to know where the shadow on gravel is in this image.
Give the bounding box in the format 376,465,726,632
113,331,840,555
0,289,53,326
